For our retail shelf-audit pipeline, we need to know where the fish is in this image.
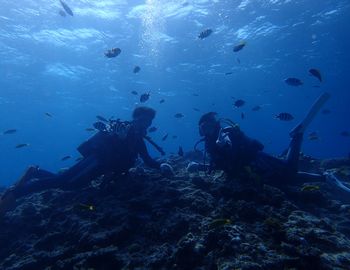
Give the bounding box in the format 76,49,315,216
193,108,200,112
252,105,261,111
162,133,168,141
174,113,184,118
340,131,350,137
285,77,303,86
77,203,95,211
321,109,331,115
45,112,53,117
172,135,178,139
208,219,232,229
301,185,320,192
308,131,319,140
140,92,150,103
133,66,141,73
104,48,121,58
225,72,233,75
236,58,241,64
59,0,73,16
96,115,108,122
234,99,245,108
309,68,322,82
61,155,71,161
241,112,245,119
198,29,213,39
3,129,17,135
233,41,246,52
193,93,199,97
85,128,95,132
75,157,84,162
131,90,138,95
178,146,184,157
58,10,66,17
276,112,294,121
148,126,157,133
312,85,321,88
159,99,165,104
15,143,29,148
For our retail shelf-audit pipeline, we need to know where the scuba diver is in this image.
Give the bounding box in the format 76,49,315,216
0,106,173,214
188,93,350,194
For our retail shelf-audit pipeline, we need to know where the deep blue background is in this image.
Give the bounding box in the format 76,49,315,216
0,0,349,186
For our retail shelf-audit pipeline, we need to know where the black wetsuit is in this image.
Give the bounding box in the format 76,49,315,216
205,126,317,183
9,126,160,198
205,126,263,176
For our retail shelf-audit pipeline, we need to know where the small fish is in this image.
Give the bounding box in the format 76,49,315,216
77,203,95,211
131,90,138,95
233,41,246,52
225,72,233,75
193,93,199,97
193,108,200,112
96,115,108,122
59,0,73,16
61,155,71,161
159,99,165,104
236,58,241,64
133,66,141,73
3,129,17,135
198,29,213,39
321,109,331,115
162,133,168,141
308,131,319,141
340,131,350,137
276,112,294,121
15,143,29,149
104,48,121,58
45,112,53,117
252,105,261,111
301,185,320,192
241,112,245,119
148,126,157,133
172,135,178,139
58,10,66,17
58,167,69,173
234,99,245,108
75,157,84,162
174,113,184,118
285,77,303,86
178,146,184,157
209,219,232,229
309,68,322,82
85,128,96,132
140,92,150,103
312,85,321,88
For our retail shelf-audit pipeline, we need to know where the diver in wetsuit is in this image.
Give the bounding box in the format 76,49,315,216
0,106,173,213
187,109,350,200
190,111,308,183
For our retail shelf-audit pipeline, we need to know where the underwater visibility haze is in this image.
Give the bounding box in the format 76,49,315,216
0,1,350,184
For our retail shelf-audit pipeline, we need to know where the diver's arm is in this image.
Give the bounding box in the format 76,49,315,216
139,139,161,169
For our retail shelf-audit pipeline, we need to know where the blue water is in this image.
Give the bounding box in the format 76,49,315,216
0,0,349,186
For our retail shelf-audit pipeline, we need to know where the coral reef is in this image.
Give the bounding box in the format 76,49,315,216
0,154,350,269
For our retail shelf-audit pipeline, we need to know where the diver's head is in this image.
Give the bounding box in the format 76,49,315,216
198,112,220,137
132,106,156,135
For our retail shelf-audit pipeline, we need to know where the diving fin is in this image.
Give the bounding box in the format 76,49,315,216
325,171,350,193
290,92,330,137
